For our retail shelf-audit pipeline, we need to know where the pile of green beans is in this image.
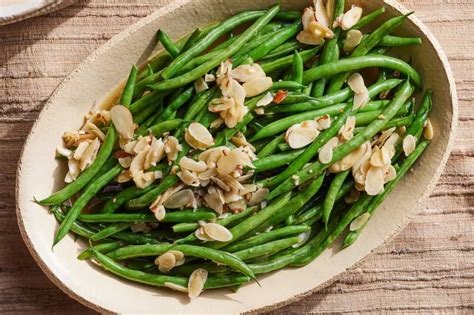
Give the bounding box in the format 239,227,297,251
39,2,433,298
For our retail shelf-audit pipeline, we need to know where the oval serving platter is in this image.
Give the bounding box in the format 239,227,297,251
16,0,457,313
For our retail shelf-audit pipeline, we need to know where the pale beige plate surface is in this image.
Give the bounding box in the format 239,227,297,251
16,0,457,313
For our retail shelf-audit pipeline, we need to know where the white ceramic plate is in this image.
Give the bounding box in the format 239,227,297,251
0,0,72,26
16,0,457,313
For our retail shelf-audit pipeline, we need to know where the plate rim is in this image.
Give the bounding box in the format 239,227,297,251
15,0,458,313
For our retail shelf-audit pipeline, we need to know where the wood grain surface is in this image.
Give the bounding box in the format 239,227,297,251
1,0,473,313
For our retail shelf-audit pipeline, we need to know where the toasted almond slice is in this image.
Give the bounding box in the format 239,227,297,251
365,166,385,195
177,169,200,187
297,30,323,45
153,205,166,221
56,145,73,159
348,73,366,95
302,7,317,29
180,156,207,172
325,0,335,25
204,187,224,214
230,64,266,82
164,282,188,293
350,212,370,231
210,117,224,129
248,187,269,206
217,150,241,176
194,77,209,93
130,145,150,177
315,115,331,130
308,20,334,39
286,126,319,149
402,134,416,156
423,118,434,140
376,127,396,147
67,158,80,180
79,138,101,171
340,141,371,171
204,73,216,82
195,226,213,241
118,156,132,168
256,92,274,107
319,136,339,164
73,141,90,160
163,189,195,208
83,121,106,141
134,171,155,189
144,137,165,169
314,0,330,27
117,169,132,183
203,223,233,242
343,29,363,53
168,250,185,266
353,89,369,110
164,136,182,161
133,135,151,154
339,116,356,141
369,146,385,167
111,105,134,140
155,252,176,273
188,269,208,299
216,59,233,83
383,164,397,183
185,122,215,150
341,5,363,30
385,132,401,148
197,167,217,181
242,76,273,97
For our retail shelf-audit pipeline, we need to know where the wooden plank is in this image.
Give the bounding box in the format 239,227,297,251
0,0,472,313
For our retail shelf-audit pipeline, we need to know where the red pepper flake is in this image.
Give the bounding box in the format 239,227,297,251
273,90,288,104
114,150,130,159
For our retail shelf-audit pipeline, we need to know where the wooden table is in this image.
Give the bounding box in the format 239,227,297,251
1,0,472,313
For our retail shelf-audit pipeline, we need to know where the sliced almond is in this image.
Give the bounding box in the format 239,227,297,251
133,136,151,154
194,77,209,93
256,92,274,107
111,105,134,140
188,269,208,299
164,282,188,293
56,145,73,159
66,159,80,182
301,7,317,30
242,76,273,97
134,171,155,189
319,137,339,164
314,0,330,27
297,30,323,45
325,0,334,25
195,226,214,241
308,20,334,39
348,73,366,94
402,134,416,157
130,145,149,177
204,73,216,82
197,167,217,181
203,223,233,242
370,146,387,167
83,121,106,141
383,164,397,183
153,205,166,221
423,118,434,140
180,156,207,172
350,212,370,231
163,189,195,209
155,252,176,273
210,117,224,129
339,116,356,141
376,127,396,147
341,5,363,30
353,89,369,110
365,166,385,195
73,141,90,160
217,150,241,176
248,187,269,206
117,169,132,183
204,186,225,214
164,136,182,161
315,115,331,130
230,64,266,83
343,29,363,53
118,156,132,168
79,138,101,171
177,169,200,187
185,122,215,150
285,120,320,149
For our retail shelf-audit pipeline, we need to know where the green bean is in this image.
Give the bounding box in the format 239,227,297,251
326,14,411,93
343,140,429,248
78,241,122,260
264,103,352,188
91,223,133,241
138,118,185,137
292,51,304,86
79,211,216,223
130,90,163,114
258,22,283,35
260,48,319,74
172,262,229,276
262,40,300,60
246,20,302,61
303,55,422,88
157,30,180,58
183,87,219,121
92,247,251,289
274,9,300,21
126,259,156,271
379,35,422,47
267,80,414,200
50,206,96,238
322,170,350,228
156,86,194,122
253,149,304,173
270,81,305,91
174,207,256,244
224,225,310,253
53,164,122,245
182,27,204,52
112,231,162,245
39,127,117,205
161,10,267,79
120,65,138,108
382,115,414,130
101,186,151,214
257,134,285,158
172,222,200,234
352,7,386,30
107,244,255,279
89,155,118,184
233,236,301,261
293,179,354,225
126,175,180,209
